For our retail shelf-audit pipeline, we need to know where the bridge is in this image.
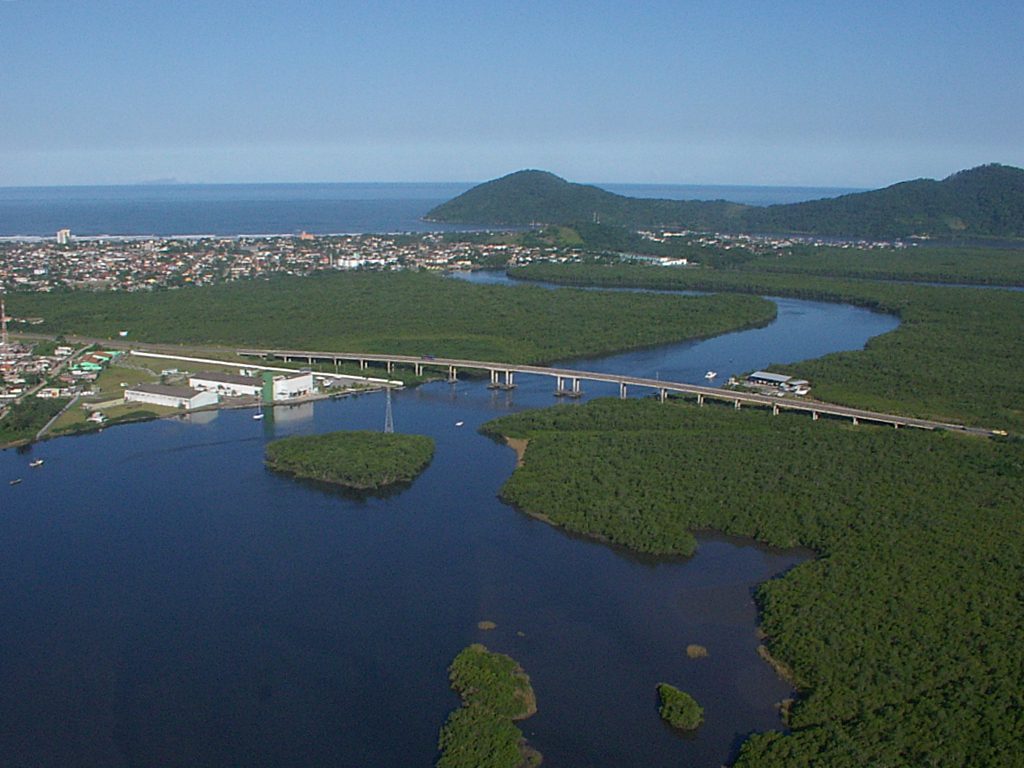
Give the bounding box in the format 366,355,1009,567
237,348,1000,437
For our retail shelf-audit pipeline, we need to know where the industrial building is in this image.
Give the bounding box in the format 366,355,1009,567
189,371,262,398
271,372,315,400
125,383,218,410
746,370,811,395
747,371,792,387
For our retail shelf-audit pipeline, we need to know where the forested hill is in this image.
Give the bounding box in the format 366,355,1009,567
425,170,746,230
425,164,1024,239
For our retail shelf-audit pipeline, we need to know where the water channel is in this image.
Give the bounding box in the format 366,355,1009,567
0,279,899,767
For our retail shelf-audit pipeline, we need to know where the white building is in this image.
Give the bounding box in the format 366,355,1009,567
125,383,218,410
56,228,72,245
272,372,315,400
189,371,262,398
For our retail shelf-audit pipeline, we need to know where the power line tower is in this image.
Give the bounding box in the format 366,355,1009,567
0,297,9,372
383,387,394,434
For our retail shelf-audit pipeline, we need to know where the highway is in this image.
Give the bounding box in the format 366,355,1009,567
237,348,1001,438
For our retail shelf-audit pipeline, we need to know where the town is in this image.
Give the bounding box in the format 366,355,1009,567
0,228,908,294
0,232,548,293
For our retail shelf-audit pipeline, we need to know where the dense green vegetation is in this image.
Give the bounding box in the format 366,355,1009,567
265,430,434,490
0,396,68,445
5,270,776,366
656,683,703,730
510,262,1024,432
426,169,750,230
427,164,1024,238
436,644,540,768
485,398,1024,766
741,244,1024,285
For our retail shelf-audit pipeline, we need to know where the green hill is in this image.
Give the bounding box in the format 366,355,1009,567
425,164,1024,239
425,169,744,229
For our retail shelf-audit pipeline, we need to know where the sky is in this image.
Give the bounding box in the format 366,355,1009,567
1,0,1021,187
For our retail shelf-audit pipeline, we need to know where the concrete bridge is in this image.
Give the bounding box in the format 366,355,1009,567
236,348,999,437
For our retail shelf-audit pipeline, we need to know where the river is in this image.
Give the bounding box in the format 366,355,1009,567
0,281,898,767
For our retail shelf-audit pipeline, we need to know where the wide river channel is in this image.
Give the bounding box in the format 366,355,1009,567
0,275,899,768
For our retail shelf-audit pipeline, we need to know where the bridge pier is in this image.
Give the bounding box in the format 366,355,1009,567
772,404,780,416
502,371,516,390
555,376,582,398
619,382,627,399
448,365,458,383
359,359,367,370
488,369,501,389
812,411,819,421
852,416,859,426
659,388,667,403
415,363,423,376
387,361,394,373
697,394,704,406
734,400,741,410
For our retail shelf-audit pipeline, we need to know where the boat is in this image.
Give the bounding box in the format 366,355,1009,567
9,479,21,486
29,459,44,468
455,421,464,427
253,400,264,420
704,371,718,380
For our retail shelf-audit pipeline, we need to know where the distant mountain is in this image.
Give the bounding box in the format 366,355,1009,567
425,164,1024,239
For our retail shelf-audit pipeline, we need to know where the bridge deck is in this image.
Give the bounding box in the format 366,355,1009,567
237,348,998,437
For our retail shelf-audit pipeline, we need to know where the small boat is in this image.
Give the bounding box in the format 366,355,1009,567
29,459,44,468
704,371,718,380
253,401,264,420
455,421,464,427
252,413,264,421
9,479,21,486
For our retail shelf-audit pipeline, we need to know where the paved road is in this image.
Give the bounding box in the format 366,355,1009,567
238,348,1003,438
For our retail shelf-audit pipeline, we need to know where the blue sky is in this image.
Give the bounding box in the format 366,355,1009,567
1,0,1021,187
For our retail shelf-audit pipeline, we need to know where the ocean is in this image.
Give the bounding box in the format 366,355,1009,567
0,182,864,238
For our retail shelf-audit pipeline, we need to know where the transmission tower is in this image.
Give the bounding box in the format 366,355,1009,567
383,387,394,434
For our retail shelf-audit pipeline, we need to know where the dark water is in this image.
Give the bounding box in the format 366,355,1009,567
0,286,898,767
0,182,863,237
0,183,475,237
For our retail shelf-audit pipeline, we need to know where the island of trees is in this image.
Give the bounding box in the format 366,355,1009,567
656,683,703,731
436,644,541,768
484,397,1024,765
265,430,434,490
426,164,1024,239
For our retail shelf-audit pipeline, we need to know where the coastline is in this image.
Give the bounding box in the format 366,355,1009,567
0,385,390,452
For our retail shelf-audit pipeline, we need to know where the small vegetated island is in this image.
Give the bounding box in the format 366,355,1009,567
265,430,434,491
436,644,540,768
657,683,703,731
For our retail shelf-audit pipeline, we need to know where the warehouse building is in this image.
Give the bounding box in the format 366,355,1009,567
747,371,792,387
189,371,262,398
747,370,811,395
271,372,315,400
125,383,218,410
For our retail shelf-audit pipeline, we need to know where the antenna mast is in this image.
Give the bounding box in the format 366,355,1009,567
383,387,394,434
